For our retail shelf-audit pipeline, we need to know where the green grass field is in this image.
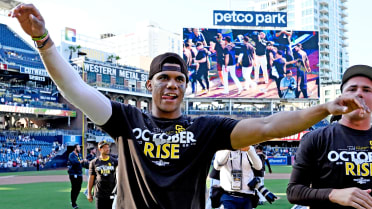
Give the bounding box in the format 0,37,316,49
270,165,293,174
260,179,291,209
0,166,294,209
0,182,95,209
0,168,68,176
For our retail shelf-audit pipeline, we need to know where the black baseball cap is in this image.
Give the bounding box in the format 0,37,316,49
148,52,189,83
98,140,111,149
341,65,372,91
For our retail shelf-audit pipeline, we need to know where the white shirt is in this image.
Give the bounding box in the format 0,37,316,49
214,146,262,194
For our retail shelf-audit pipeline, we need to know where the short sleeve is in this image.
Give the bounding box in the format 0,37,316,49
99,101,140,139
89,160,96,176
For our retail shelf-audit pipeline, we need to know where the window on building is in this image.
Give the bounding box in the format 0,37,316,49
102,74,110,84
87,72,96,84
325,90,331,96
116,76,124,86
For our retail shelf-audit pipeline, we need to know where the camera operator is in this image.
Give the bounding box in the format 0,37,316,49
280,70,296,99
254,145,272,205
214,146,262,209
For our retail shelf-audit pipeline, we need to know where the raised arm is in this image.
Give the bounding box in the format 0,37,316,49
247,146,262,170
230,96,370,149
214,150,230,170
9,4,111,125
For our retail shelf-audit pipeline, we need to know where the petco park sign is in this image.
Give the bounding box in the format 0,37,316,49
213,10,287,27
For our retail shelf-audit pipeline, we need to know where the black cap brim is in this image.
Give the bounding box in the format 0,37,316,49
341,65,372,91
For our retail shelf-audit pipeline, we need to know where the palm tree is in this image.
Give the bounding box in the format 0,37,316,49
68,45,83,60
107,54,114,63
115,55,121,65
68,46,76,60
76,45,81,57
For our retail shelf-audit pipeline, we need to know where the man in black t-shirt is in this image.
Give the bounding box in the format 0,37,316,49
254,32,269,84
293,43,311,98
183,43,197,94
287,65,372,208
194,42,209,94
222,36,243,95
272,50,298,98
11,5,371,209
87,140,118,209
239,36,256,90
210,33,225,88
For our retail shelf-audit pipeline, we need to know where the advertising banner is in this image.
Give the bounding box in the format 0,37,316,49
270,131,310,141
71,61,148,82
268,156,288,165
63,135,82,146
0,104,76,117
183,28,319,99
20,66,49,77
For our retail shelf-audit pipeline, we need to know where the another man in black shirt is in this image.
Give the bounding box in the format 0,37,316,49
194,42,209,94
254,32,269,84
87,140,118,209
240,36,256,90
287,65,372,208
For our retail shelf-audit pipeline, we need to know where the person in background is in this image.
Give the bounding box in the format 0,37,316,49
84,147,97,197
214,146,262,209
87,140,118,209
222,36,243,95
68,144,87,209
205,155,221,209
254,145,272,205
287,65,372,208
280,70,297,99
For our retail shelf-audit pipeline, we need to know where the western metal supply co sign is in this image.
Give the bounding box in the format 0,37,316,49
213,10,287,27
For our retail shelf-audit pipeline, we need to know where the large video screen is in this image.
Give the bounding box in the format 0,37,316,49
182,28,319,99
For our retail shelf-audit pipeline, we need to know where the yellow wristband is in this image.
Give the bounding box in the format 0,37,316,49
32,30,48,41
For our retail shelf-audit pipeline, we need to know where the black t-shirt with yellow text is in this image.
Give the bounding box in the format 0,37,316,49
89,156,118,199
100,101,238,209
292,123,372,208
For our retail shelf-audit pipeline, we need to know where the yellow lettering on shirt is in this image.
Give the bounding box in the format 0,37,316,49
171,144,180,159
161,144,170,159
144,142,155,158
143,143,179,159
345,162,356,175
361,163,369,176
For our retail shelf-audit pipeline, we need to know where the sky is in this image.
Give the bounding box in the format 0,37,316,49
1,0,371,67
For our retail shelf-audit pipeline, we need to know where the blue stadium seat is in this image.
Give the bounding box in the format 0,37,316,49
0,23,44,69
